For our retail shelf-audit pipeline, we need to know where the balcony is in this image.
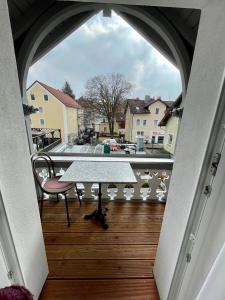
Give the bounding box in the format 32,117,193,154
32,128,62,152
39,200,164,299
35,155,171,299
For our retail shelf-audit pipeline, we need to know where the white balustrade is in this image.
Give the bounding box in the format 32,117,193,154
36,165,171,202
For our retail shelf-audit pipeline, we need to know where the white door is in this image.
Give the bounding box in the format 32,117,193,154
178,119,225,299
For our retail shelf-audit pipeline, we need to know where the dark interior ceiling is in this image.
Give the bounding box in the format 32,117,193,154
7,0,201,69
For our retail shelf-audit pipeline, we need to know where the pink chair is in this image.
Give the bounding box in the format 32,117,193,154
31,152,81,226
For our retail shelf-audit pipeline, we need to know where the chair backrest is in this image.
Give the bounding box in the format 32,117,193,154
31,152,56,189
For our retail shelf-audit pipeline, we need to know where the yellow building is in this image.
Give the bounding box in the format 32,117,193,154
159,95,182,155
125,98,173,143
26,81,80,142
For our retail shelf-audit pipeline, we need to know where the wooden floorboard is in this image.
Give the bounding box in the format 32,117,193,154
46,244,157,260
42,213,163,223
44,232,160,245
42,202,165,214
42,222,162,233
42,200,165,212
47,259,155,279
39,279,159,300
39,201,164,300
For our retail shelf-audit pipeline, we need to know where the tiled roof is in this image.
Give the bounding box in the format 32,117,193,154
126,99,150,114
77,96,90,108
158,95,182,126
126,98,173,114
29,81,81,109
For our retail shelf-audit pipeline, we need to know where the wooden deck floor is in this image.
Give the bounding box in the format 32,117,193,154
39,200,165,300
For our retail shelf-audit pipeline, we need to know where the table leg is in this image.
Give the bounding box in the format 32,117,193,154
84,183,109,229
97,183,102,213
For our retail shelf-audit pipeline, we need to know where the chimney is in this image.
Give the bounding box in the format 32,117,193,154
145,95,151,101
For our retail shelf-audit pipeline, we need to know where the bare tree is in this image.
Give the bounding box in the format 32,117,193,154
85,73,133,137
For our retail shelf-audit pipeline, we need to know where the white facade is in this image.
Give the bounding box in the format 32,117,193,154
125,100,167,143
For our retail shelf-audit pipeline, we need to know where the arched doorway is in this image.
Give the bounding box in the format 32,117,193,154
16,3,191,99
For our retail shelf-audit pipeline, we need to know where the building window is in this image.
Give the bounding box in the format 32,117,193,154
40,119,45,126
39,107,43,113
137,131,140,135
137,119,140,126
143,120,147,126
155,108,159,114
153,120,158,126
31,94,35,100
43,94,48,101
140,131,144,136
158,136,164,144
104,127,107,132
168,134,173,144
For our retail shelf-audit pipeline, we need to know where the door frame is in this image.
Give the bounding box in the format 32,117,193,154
0,191,24,286
168,78,225,299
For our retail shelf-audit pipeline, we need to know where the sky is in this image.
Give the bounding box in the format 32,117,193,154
27,11,182,101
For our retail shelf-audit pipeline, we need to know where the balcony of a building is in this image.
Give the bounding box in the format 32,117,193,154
1,1,225,300
30,148,173,300
39,200,164,299
31,149,172,299
31,128,62,152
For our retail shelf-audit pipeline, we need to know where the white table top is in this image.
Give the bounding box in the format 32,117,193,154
59,161,137,183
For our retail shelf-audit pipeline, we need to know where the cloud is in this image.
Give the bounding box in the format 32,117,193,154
27,11,181,100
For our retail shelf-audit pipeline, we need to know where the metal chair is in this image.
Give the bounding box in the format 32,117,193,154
31,152,82,226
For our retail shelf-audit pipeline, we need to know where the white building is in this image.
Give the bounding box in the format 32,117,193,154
125,98,173,143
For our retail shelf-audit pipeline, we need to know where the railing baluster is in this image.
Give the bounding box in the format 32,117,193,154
116,184,125,201
101,184,109,201
91,183,99,201
83,183,93,200
35,163,172,203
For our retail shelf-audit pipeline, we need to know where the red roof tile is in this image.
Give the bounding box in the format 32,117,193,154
37,81,81,109
126,98,174,114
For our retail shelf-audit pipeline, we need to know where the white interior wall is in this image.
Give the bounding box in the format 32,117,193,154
196,241,225,300
0,1,48,298
154,1,225,299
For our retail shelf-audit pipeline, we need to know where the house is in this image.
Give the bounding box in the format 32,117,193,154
99,113,125,137
125,98,173,143
2,1,225,300
77,96,96,132
159,95,183,155
77,97,126,137
27,81,80,143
